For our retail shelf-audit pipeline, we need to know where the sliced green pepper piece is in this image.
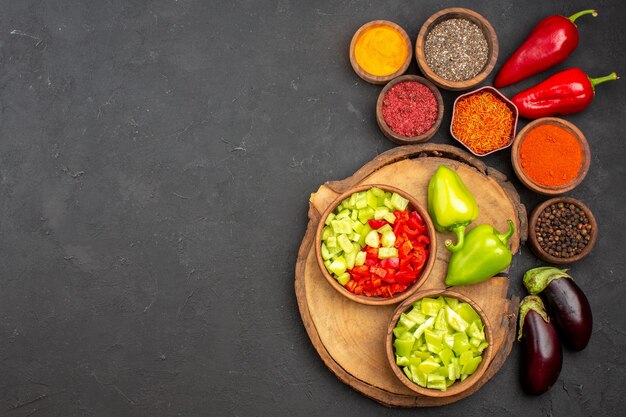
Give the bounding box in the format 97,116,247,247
394,338,415,358
421,298,443,317
461,356,482,375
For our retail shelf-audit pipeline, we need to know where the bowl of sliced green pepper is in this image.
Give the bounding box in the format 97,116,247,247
385,289,493,397
315,184,437,306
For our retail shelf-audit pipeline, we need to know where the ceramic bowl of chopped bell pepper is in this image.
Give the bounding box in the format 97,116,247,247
385,289,493,397
315,184,437,306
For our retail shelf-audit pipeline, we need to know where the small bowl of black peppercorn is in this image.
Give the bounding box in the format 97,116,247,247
528,197,597,264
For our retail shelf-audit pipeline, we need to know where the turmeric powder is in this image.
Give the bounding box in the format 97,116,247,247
354,24,408,77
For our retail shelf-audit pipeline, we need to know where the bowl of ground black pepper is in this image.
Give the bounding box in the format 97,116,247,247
415,8,498,91
511,118,591,195
528,198,597,264
376,75,444,144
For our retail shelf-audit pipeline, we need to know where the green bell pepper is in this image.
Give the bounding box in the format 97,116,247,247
427,165,479,251
445,220,515,286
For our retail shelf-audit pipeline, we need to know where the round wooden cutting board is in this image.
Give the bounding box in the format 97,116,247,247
294,144,527,407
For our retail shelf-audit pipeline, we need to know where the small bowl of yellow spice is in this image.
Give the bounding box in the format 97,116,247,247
350,20,412,85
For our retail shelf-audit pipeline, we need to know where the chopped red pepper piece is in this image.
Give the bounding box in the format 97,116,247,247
399,240,413,257
407,217,420,230
367,219,388,229
380,257,400,269
344,209,430,298
402,224,419,238
411,247,427,268
370,266,387,278
410,210,423,224
351,265,369,276
396,270,417,284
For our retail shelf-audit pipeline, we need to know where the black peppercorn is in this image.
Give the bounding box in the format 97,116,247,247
535,201,593,258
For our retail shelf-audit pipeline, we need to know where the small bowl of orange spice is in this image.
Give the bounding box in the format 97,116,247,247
450,86,518,156
511,118,590,195
349,20,412,85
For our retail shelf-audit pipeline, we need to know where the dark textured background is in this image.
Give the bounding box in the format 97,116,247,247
0,1,624,416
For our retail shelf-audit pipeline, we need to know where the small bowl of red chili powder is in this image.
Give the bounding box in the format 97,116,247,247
376,75,444,145
450,86,518,156
511,118,591,195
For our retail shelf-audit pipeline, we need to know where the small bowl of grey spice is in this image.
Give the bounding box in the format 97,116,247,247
415,8,499,91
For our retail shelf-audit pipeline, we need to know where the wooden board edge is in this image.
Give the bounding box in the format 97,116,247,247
324,144,488,195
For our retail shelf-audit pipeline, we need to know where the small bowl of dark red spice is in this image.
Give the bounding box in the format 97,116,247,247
415,8,498,91
315,184,437,306
376,75,444,145
528,197,597,264
450,86,518,156
349,20,413,85
511,118,591,195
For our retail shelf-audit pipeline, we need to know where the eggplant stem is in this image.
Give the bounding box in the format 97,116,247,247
523,267,572,294
518,295,550,341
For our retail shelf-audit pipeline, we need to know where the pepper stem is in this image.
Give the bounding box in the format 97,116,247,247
496,220,515,245
589,72,619,90
568,9,597,24
445,225,466,253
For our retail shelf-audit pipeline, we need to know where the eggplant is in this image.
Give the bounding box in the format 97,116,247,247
518,295,562,395
524,267,593,351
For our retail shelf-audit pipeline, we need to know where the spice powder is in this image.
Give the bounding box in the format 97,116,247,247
519,124,583,187
354,25,408,77
381,81,438,137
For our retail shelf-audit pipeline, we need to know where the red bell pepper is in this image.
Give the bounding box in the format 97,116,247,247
494,9,597,88
512,68,618,119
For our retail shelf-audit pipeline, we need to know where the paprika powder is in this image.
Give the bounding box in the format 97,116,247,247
519,123,583,187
